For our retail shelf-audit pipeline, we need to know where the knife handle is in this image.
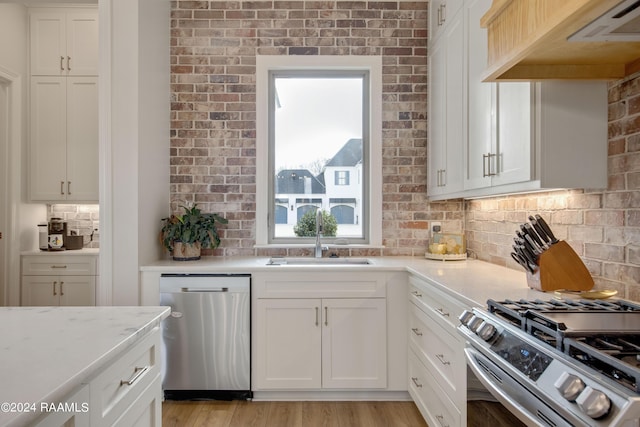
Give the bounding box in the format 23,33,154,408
535,214,559,243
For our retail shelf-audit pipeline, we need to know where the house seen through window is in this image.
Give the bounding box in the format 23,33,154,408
269,71,368,242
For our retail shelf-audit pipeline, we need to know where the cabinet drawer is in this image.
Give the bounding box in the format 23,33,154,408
22,255,97,275
409,275,467,331
409,302,465,404
409,349,462,427
90,328,160,426
253,272,386,298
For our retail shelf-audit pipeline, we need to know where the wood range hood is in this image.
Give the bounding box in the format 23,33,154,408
481,0,640,81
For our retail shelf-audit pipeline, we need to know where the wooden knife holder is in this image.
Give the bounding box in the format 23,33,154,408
525,241,594,292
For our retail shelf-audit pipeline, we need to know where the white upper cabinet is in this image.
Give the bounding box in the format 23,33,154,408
427,3,464,197
29,6,99,203
30,76,99,202
428,0,608,201
30,10,99,76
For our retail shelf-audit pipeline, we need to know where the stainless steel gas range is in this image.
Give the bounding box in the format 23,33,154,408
458,298,640,427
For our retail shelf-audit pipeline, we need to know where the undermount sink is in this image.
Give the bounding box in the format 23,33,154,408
266,257,371,266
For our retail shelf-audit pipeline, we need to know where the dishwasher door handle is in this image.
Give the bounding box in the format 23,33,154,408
180,287,229,292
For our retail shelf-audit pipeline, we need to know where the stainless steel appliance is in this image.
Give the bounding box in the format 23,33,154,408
160,273,251,400
459,299,640,426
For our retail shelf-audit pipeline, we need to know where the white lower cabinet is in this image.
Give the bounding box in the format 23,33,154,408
255,297,387,389
21,255,97,306
89,329,160,426
253,272,388,391
408,274,469,427
30,326,161,427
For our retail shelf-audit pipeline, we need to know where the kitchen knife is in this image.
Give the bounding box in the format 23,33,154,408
513,245,537,272
516,242,538,267
523,223,548,251
529,217,553,246
511,252,535,273
534,214,559,244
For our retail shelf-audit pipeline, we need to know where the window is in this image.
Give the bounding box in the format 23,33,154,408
335,171,350,186
256,56,382,247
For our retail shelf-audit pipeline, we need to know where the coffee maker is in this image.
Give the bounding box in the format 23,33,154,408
47,218,67,250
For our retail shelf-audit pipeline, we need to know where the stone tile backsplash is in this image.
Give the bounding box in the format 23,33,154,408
47,204,100,248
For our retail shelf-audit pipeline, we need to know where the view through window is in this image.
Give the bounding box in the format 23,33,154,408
269,71,368,242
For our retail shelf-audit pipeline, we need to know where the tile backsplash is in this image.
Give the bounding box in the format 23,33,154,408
47,204,100,248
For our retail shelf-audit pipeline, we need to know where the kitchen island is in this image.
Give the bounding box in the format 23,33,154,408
0,306,170,427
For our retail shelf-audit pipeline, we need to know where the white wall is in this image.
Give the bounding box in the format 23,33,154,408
100,0,170,305
0,4,47,306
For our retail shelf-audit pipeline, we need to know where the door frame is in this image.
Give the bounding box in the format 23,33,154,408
0,66,22,306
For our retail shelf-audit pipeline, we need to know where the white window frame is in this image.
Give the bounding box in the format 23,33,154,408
255,55,382,248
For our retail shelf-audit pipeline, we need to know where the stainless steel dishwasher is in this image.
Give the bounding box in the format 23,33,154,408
160,273,251,400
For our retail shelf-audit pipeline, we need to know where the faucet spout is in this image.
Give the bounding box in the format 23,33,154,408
315,209,324,258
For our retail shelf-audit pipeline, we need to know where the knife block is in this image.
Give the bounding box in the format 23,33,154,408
525,241,594,292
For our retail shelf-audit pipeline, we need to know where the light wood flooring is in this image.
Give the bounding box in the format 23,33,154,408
162,400,428,427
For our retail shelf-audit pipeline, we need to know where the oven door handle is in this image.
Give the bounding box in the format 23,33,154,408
464,346,547,427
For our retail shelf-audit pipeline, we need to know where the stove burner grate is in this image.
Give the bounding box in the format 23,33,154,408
566,335,640,393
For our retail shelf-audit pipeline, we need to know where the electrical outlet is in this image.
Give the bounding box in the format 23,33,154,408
431,222,442,234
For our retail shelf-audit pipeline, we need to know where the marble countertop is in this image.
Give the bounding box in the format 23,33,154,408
0,306,169,427
141,256,550,307
21,248,99,256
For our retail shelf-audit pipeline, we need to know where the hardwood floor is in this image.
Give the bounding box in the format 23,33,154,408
162,400,428,427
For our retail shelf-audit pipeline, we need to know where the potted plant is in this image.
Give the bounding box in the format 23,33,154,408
160,203,228,261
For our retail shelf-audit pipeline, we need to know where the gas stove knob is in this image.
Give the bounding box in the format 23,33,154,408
467,316,484,332
554,372,585,402
576,386,611,419
459,310,474,325
476,321,496,341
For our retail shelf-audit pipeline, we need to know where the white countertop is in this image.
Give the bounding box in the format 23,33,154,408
141,256,550,307
0,306,169,427
21,248,99,256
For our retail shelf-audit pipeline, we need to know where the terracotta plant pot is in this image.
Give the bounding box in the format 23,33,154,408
172,241,201,261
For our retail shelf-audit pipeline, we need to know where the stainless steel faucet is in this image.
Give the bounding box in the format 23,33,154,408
315,209,325,258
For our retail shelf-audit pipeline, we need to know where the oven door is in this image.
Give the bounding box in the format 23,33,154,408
465,346,574,427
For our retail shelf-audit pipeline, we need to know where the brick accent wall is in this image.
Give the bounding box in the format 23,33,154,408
465,72,640,300
170,0,453,257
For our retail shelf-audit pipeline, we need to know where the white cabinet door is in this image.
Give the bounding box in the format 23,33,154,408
30,76,67,201
322,298,387,389
255,298,322,389
66,77,99,201
22,275,94,306
30,76,98,202
59,276,95,306
30,12,66,76
22,276,59,306
66,13,99,76
427,7,464,197
30,11,98,77
32,384,90,427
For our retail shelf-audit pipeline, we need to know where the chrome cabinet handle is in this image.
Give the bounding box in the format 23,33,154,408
60,181,65,195
436,307,450,317
441,3,446,24
324,306,328,326
437,5,443,26
483,153,497,177
411,377,422,388
436,354,451,365
411,290,422,298
52,281,57,296
120,366,149,386
50,265,68,269
315,307,319,326
436,414,449,427
59,281,64,296
60,56,64,71
411,327,423,336
67,56,71,71
67,181,71,195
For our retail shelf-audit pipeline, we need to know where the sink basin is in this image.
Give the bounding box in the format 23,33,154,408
266,257,371,266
